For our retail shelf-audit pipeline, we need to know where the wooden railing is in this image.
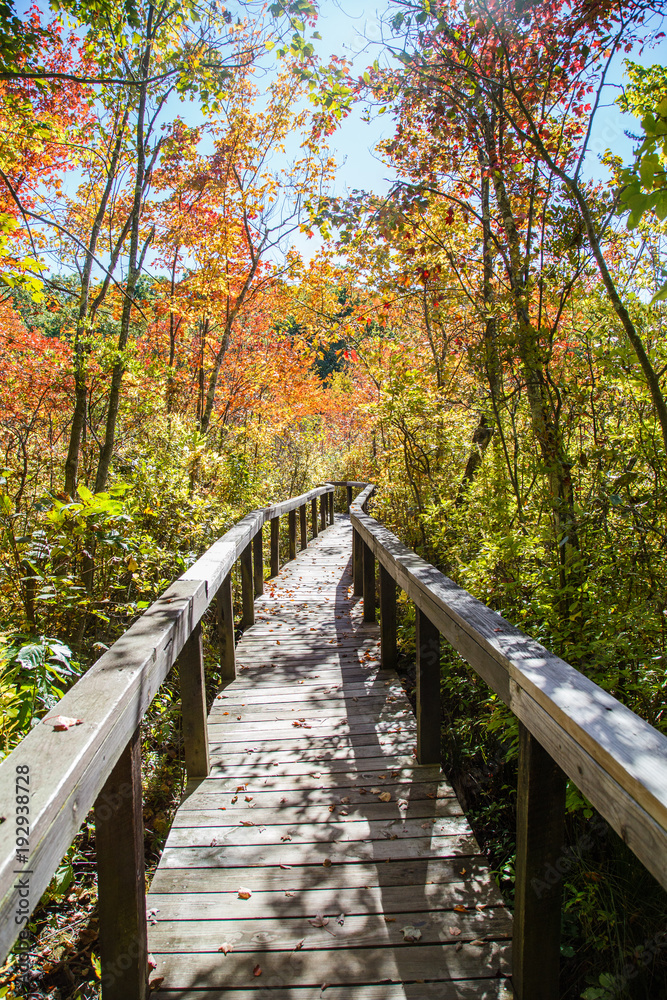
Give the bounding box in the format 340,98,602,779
0,484,336,997
349,482,667,1000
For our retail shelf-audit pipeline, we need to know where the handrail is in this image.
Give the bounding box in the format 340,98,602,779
0,483,336,988
349,482,667,1000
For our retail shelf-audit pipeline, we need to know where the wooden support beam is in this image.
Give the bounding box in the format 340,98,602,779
288,509,297,560
416,608,441,764
513,723,567,1000
299,504,307,550
319,494,326,532
311,497,318,538
353,527,363,596
379,562,397,671
241,542,254,628
253,530,263,597
95,728,148,1000
178,622,209,780
270,516,280,576
216,573,235,683
329,490,334,524
363,541,376,623
347,483,352,511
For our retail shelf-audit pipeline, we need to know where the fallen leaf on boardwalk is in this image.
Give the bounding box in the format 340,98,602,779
370,787,381,794
238,888,252,899
384,916,396,923
322,858,332,867
426,792,436,799
222,712,229,716
210,838,219,846
218,807,226,811
460,868,467,875
285,890,295,897
231,796,238,804
237,716,242,720
340,796,350,804
149,977,165,991
309,913,329,927
379,792,391,802
218,943,234,954
147,908,159,925
281,833,292,842
454,905,467,913
240,821,255,827
236,785,247,792
470,939,485,946
328,804,336,813
253,964,262,977
43,715,82,731
321,984,330,992
340,809,348,815
455,942,463,952
401,926,422,942
279,863,292,869
449,927,461,937
148,954,157,970
475,903,487,911
294,939,304,950
337,913,345,926
245,795,253,802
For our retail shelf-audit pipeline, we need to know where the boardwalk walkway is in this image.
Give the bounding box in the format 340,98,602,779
147,515,513,998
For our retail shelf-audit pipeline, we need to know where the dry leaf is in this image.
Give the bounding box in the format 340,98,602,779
218,942,234,954
285,890,295,897
148,954,157,970
337,913,345,926
379,792,391,802
475,903,487,911
149,977,165,991
470,938,485,946
384,916,396,923
236,785,247,792
340,796,350,804
322,858,332,867
370,787,381,794
454,905,467,913
253,964,262,977
231,795,238,804
240,821,255,827
279,863,292,869
309,913,329,927
238,887,252,900
245,795,253,802
294,939,304,950
328,804,336,813
401,926,422,942
448,927,461,937
281,833,292,842
43,715,82,731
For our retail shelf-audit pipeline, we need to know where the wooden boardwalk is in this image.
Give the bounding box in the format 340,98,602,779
148,515,513,998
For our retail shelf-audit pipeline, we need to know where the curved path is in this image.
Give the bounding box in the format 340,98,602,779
147,515,513,998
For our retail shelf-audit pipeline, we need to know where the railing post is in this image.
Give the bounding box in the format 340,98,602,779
216,572,235,682
347,483,352,511
514,723,567,1000
311,497,318,538
179,621,210,779
253,529,263,597
319,493,326,532
95,728,148,1000
416,607,441,764
363,540,376,623
329,490,334,524
299,503,307,550
288,509,297,560
379,562,397,670
241,542,254,627
270,516,280,576
353,527,363,596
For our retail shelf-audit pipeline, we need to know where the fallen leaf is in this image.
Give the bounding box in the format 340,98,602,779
340,796,350,804
294,939,304,950
253,964,262,977
328,804,336,813
218,942,234,954
281,833,292,842
337,913,345,926
245,796,253,802
448,927,461,937
370,787,381,794
149,977,165,990
384,916,396,923
475,903,487,911
454,905,467,913
322,858,332,867
309,913,329,927
401,926,422,942
240,821,255,827
43,715,82,731
148,954,157,970
279,863,292,869
231,796,238,804
379,792,391,802
236,785,247,792
238,887,252,900
285,890,295,897
470,938,485,946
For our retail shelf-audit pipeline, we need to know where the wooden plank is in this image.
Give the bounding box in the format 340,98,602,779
270,517,280,577
513,723,566,1000
149,906,511,951
150,941,511,988
173,800,465,826
179,623,210,780
216,573,236,683
95,728,148,1000
154,984,514,1000
299,504,307,550
241,543,254,629
252,529,263,597
416,608,441,765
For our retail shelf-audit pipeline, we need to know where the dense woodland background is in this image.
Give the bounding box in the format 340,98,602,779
1,0,667,996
